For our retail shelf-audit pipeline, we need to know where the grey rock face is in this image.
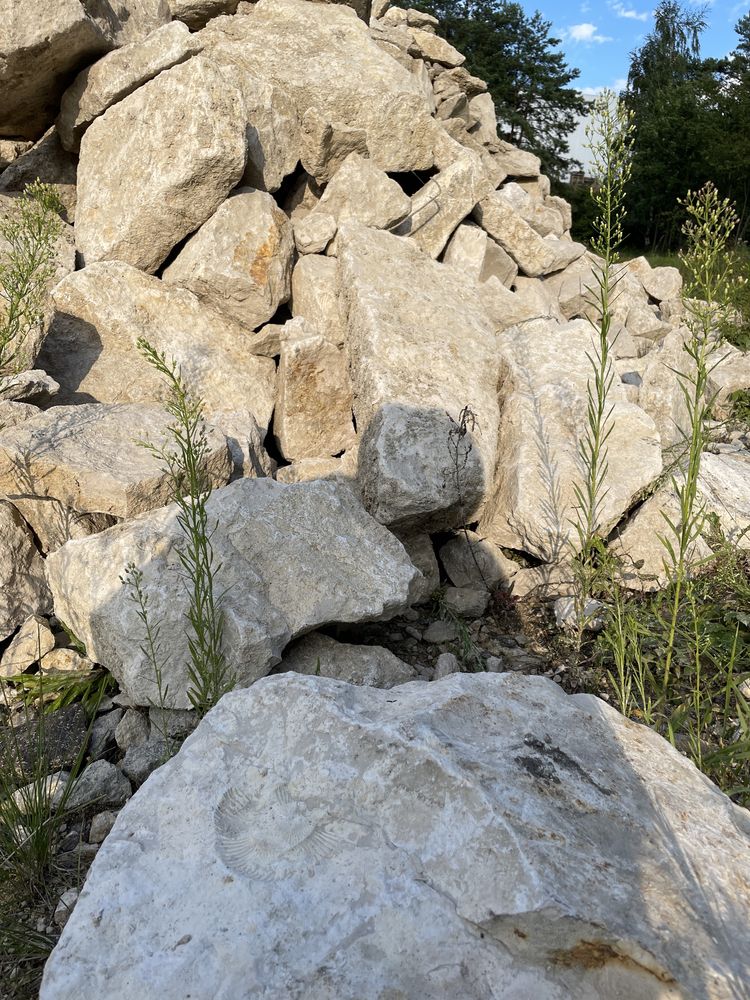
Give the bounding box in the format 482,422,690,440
66,760,132,813
41,673,750,1000
45,478,419,707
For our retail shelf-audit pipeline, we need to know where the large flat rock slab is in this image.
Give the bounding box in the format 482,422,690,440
338,222,500,530
480,318,663,562
41,672,750,999
199,0,440,173
45,478,420,707
38,262,277,454
0,403,231,519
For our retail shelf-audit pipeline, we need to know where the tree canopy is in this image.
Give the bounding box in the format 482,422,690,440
624,1,750,249
409,0,585,179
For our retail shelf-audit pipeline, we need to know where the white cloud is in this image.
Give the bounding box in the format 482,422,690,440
608,1,650,21
564,22,614,43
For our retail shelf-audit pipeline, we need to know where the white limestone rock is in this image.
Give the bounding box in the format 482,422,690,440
439,529,518,590
398,146,491,258
45,478,420,707
199,0,440,174
473,192,585,277
41,672,750,1000
163,188,294,331
338,222,500,529
626,255,682,302
0,403,231,520
0,0,113,140
613,451,750,591
442,221,518,287
310,152,410,231
0,500,51,641
0,614,55,678
75,55,247,273
496,181,566,238
480,319,663,562
280,632,414,687
290,255,346,346
293,213,337,255
57,22,203,153
275,336,356,461
39,263,277,449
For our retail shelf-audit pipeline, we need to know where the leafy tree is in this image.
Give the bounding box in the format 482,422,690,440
407,0,585,179
624,2,715,249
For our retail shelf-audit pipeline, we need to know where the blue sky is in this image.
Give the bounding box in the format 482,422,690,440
528,0,750,166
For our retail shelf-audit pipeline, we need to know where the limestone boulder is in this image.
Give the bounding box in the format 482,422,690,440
442,221,517,287
707,342,750,414
293,213,337,255
57,22,203,153
397,146,491,258
467,92,499,144
611,452,750,591
491,139,541,177
75,55,247,273
204,40,301,193
199,0,439,174
169,0,239,29
338,222,500,529
280,632,414,687
275,453,358,484
638,326,694,455
82,0,172,46
496,181,566,238
290,255,346,346
2,371,59,406
309,153,410,231
0,130,78,222
0,141,33,172
45,478,419,707
0,403,231,520
41,672,750,1000
473,192,585,277
275,335,356,461
0,614,56,678
38,263,277,450
406,26,464,66
0,500,50,641
163,189,293,331
0,0,112,140
479,319,663,562
439,529,518,590
626,256,682,302
478,273,563,331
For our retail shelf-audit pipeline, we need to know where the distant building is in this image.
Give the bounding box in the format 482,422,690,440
568,169,595,188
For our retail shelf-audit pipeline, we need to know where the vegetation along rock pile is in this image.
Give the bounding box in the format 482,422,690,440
1,0,749,997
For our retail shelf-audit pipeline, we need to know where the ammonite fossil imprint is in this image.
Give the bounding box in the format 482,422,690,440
214,773,350,880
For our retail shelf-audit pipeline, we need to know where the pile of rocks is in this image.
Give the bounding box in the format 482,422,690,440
2,1,750,996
